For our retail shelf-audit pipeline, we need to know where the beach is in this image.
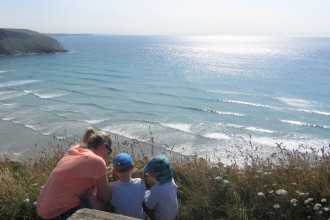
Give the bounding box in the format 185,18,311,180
0,119,182,161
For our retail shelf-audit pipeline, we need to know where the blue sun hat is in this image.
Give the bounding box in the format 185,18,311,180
142,155,173,183
112,153,133,170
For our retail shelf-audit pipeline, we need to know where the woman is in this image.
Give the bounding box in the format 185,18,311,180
37,127,112,219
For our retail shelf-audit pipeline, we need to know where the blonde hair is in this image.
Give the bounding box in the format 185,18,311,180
80,127,112,150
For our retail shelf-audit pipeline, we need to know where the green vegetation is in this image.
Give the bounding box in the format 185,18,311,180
1,138,330,219
0,28,67,56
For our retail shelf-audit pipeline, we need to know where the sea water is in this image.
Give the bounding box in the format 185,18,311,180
0,35,329,162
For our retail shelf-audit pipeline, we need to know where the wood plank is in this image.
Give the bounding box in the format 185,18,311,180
68,208,141,220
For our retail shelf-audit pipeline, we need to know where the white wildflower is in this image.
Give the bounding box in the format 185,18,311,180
269,190,274,194
304,198,314,204
323,207,330,212
256,169,263,174
33,202,37,206
214,176,222,182
273,204,280,209
222,179,229,184
314,203,322,211
258,192,264,196
276,189,288,195
298,193,305,196
272,183,277,186
290,199,298,206
321,198,327,203
24,198,30,203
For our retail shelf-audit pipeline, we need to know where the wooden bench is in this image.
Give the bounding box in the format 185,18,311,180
68,208,140,220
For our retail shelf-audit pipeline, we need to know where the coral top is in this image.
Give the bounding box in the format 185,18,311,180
36,145,108,219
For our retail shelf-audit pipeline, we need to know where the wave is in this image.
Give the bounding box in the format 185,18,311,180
245,126,276,134
203,133,231,140
251,136,330,151
0,70,7,73
1,117,15,121
221,99,330,117
224,123,276,134
276,97,313,107
24,90,66,99
161,123,193,134
178,105,245,117
290,108,330,116
220,99,276,109
84,118,109,124
281,120,330,129
1,103,18,106
203,107,245,116
0,80,41,88
0,91,27,101
206,89,242,95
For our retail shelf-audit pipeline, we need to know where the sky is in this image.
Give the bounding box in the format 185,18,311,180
1,0,330,37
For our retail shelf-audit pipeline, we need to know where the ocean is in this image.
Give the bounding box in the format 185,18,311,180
1,35,329,162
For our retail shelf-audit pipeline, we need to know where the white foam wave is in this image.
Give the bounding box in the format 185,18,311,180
251,136,330,152
281,120,330,129
223,123,275,133
0,70,7,73
1,103,17,106
206,90,241,95
222,100,274,109
24,90,66,99
245,126,275,134
215,111,245,116
0,80,41,88
203,107,245,116
203,133,231,140
103,127,138,140
0,91,27,100
85,118,109,124
34,92,66,99
276,97,312,107
225,123,245,129
222,99,330,117
161,123,192,133
292,108,330,116
2,117,15,121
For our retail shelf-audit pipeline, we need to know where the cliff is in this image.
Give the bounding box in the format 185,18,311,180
0,28,68,56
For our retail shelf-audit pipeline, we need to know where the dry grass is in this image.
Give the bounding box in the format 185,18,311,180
1,137,330,220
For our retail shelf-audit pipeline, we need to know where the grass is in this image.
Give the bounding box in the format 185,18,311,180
1,136,330,220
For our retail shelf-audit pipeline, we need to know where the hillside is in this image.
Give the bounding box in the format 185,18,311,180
0,28,68,56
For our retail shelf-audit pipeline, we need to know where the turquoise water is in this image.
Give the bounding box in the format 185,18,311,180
1,35,330,161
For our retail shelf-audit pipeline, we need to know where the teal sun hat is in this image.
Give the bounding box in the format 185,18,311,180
142,155,173,183
112,153,133,170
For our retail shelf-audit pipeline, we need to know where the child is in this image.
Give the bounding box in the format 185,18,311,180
142,155,178,220
109,153,146,219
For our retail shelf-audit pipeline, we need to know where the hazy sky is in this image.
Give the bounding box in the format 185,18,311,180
1,0,330,36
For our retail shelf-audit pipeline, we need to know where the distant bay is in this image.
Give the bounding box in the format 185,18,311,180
1,35,329,163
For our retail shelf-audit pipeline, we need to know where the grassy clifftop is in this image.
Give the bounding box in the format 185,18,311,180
0,28,68,56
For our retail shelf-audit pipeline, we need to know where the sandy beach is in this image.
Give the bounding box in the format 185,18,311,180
0,120,183,161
